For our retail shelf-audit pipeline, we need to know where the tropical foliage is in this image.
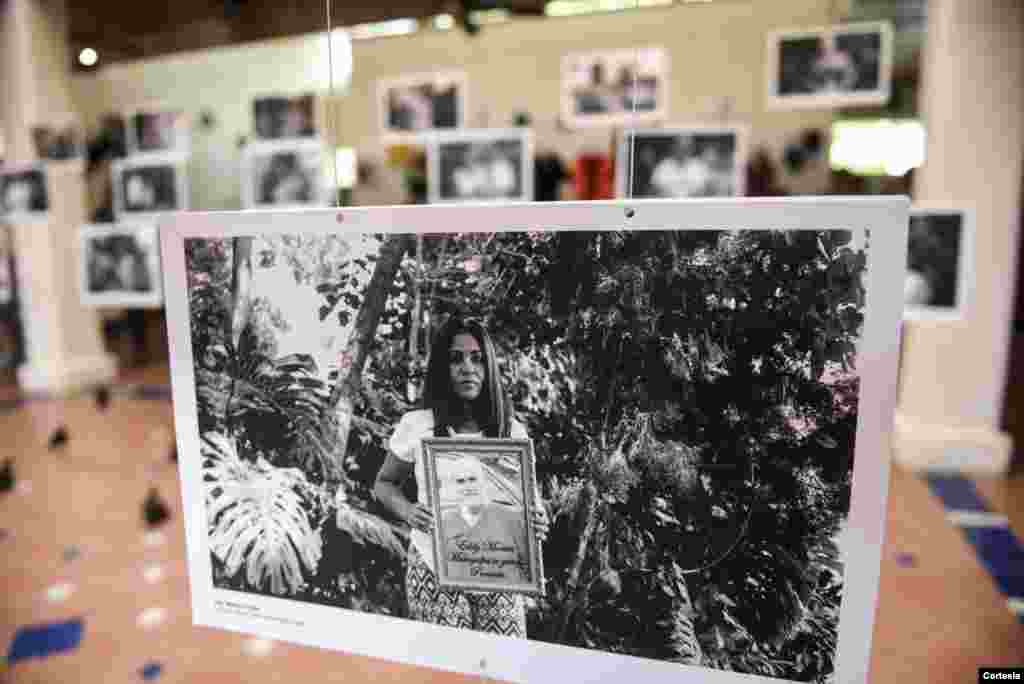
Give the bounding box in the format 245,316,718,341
185,226,866,682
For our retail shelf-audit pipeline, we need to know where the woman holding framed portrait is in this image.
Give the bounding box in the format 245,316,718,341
373,316,549,637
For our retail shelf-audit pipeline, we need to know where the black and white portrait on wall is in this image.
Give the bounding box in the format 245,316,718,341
253,95,317,140
128,109,188,155
561,47,667,129
378,71,466,138
617,127,746,199
904,208,972,321
0,165,49,220
429,129,533,203
768,22,893,109
79,223,163,308
113,157,188,221
162,199,906,684
241,140,327,209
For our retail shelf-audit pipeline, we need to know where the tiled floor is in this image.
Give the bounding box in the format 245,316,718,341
0,366,1021,683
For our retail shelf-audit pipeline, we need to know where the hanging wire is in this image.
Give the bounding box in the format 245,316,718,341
325,0,340,206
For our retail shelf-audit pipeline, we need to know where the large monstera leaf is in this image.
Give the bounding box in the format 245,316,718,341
202,433,323,596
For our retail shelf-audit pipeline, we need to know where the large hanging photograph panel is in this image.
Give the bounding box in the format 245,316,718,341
767,22,893,110
161,199,906,684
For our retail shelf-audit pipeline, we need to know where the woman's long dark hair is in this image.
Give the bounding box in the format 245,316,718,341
422,316,510,438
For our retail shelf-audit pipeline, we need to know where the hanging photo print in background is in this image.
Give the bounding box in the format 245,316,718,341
428,128,533,204
617,126,747,199
128,108,189,155
241,140,328,209
79,223,163,309
113,157,188,221
0,164,49,220
162,199,906,684
252,94,317,140
767,22,893,109
561,47,667,129
31,119,83,160
904,207,973,321
378,71,466,139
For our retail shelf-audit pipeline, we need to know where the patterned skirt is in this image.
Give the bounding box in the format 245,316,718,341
406,545,526,638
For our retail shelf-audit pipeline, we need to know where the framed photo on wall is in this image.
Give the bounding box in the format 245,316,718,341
560,47,668,129
422,437,544,596
428,128,533,204
767,21,894,110
252,94,317,140
162,197,906,684
0,164,49,221
126,107,189,155
377,71,467,140
616,126,748,199
904,206,973,321
240,139,329,209
79,223,163,309
113,155,189,222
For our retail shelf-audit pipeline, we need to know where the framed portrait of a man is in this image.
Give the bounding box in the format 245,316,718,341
422,437,544,596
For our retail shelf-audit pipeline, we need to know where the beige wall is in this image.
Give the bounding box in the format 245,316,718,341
70,0,845,210
895,0,1024,473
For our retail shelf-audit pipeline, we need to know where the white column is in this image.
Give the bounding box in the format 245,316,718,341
894,0,1024,473
1,0,117,395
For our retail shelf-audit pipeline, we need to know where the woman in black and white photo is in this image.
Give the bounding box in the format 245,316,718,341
1,169,48,215
374,316,549,637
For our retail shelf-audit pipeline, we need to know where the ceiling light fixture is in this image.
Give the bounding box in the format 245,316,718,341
78,48,98,67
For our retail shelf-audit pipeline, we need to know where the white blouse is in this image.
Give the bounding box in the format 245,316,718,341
388,408,528,575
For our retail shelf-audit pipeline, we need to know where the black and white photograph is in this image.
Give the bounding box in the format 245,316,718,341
767,22,893,109
78,223,163,308
113,157,187,220
904,208,972,320
0,165,49,219
128,109,188,154
429,129,533,203
422,437,544,596
617,127,746,199
241,140,327,209
378,72,465,137
561,47,667,129
164,200,905,684
253,95,317,140
31,121,83,160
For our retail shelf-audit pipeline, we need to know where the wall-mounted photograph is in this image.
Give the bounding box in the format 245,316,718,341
253,94,317,140
904,207,972,321
0,165,49,220
561,47,667,129
79,223,163,309
378,71,466,139
113,156,188,221
241,140,328,209
767,22,893,109
617,126,747,199
128,108,189,155
429,128,533,204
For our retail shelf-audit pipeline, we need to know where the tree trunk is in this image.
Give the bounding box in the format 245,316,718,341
553,480,599,642
327,234,414,483
224,237,254,438
657,565,703,666
406,235,424,403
